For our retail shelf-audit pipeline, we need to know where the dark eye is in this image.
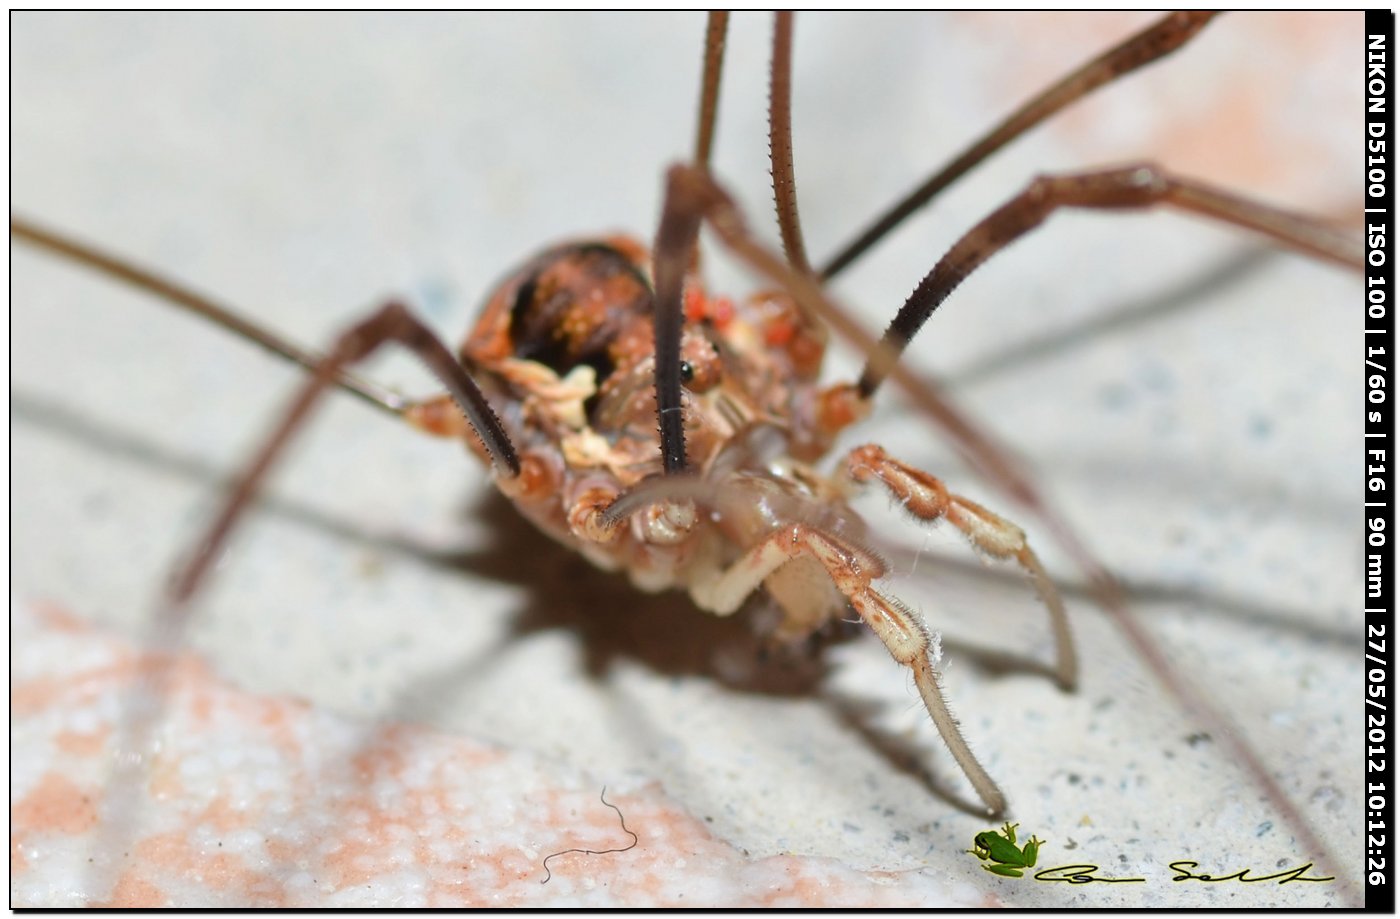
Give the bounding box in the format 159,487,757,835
679,360,694,384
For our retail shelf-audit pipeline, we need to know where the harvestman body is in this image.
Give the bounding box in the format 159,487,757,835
11,10,1364,895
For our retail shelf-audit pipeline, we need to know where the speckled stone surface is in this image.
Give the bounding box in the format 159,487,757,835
13,13,1362,908
13,601,1000,907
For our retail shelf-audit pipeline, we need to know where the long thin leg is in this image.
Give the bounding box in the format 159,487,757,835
171,300,518,604
679,11,730,287
688,521,1006,816
768,11,810,276
10,215,406,418
856,163,1365,395
843,444,1077,690
693,11,729,169
818,11,1218,279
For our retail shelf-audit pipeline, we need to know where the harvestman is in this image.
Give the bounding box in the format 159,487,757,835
11,10,1363,893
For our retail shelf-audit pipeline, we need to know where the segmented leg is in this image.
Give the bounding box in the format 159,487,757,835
126,297,514,684
843,444,1077,690
857,163,1365,396
692,11,728,169
768,11,810,276
169,301,518,604
819,11,1218,279
687,521,1007,816
9,215,405,417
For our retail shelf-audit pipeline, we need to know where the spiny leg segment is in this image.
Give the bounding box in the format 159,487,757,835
767,11,810,276
692,11,729,169
856,163,1366,396
818,11,1219,279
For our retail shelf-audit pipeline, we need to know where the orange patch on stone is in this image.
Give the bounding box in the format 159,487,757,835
134,829,197,873
263,837,301,868
11,772,99,836
31,599,89,633
198,797,252,834
250,695,309,759
203,851,289,907
100,871,169,909
11,835,29,876
956,11,1358,200
53,727,110,758
754,859,830,907
11,668,115,715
